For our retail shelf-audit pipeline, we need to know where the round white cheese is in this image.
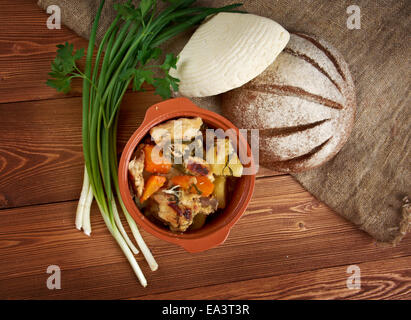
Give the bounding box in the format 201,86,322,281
170,12,290,97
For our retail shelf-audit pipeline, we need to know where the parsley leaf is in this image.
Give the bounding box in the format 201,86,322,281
121,51,179,98
119,68,154,91
160,53,178,72
153,53,179,98
134,69,155,91
154,74,180,99
46,42,84,93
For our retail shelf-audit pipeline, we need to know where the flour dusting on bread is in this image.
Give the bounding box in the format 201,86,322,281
222,33,356,172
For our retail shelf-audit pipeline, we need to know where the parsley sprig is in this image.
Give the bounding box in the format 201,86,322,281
46,42,85,93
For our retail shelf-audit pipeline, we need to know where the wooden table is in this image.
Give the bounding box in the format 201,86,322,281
0,0,410,300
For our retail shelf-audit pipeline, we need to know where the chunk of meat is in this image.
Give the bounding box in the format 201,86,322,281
150,192,192,232
179,191,217,216
128,150,145,198
149,189,219,232
150,117,203,146
184,156,214,182
169,142,189,159
199,197,219,212
169,136,204,160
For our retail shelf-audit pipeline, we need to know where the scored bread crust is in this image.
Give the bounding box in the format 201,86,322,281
221,32,356,173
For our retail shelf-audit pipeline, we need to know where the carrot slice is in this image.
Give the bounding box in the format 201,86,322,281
143,144,171,174
190,176,214,196
140,175,167,202
171,175,197,190
171,175,214,196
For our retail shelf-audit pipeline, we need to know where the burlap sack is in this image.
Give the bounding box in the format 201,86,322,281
38,0,410,244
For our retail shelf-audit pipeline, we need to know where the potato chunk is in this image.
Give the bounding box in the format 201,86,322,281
213,176,227,209
206,138,243,177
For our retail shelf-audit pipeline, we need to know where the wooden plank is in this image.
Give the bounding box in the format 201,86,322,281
0,92,279,210
137,256,411,300
0,175,410,299
0,0,89,103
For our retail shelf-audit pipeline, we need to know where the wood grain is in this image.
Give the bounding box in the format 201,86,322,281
138,256,411,300
0,175,410,299
0,0,89,103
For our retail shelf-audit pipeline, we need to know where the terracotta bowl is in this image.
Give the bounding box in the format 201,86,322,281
118,97,256,253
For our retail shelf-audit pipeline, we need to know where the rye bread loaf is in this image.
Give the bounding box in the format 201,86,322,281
221,33,356,173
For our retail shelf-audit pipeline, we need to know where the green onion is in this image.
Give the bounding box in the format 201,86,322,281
47,0,242,287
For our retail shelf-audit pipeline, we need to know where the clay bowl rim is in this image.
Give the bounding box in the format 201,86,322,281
118,97,256,252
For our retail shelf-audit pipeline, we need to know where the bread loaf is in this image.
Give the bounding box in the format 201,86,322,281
221,33,356,172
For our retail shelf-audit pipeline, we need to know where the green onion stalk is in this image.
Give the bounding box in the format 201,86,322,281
47,0,242,286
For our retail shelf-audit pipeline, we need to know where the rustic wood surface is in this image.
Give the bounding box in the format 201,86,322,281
0,0,410,300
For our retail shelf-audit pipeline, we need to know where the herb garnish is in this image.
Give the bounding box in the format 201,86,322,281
191,183,203,195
